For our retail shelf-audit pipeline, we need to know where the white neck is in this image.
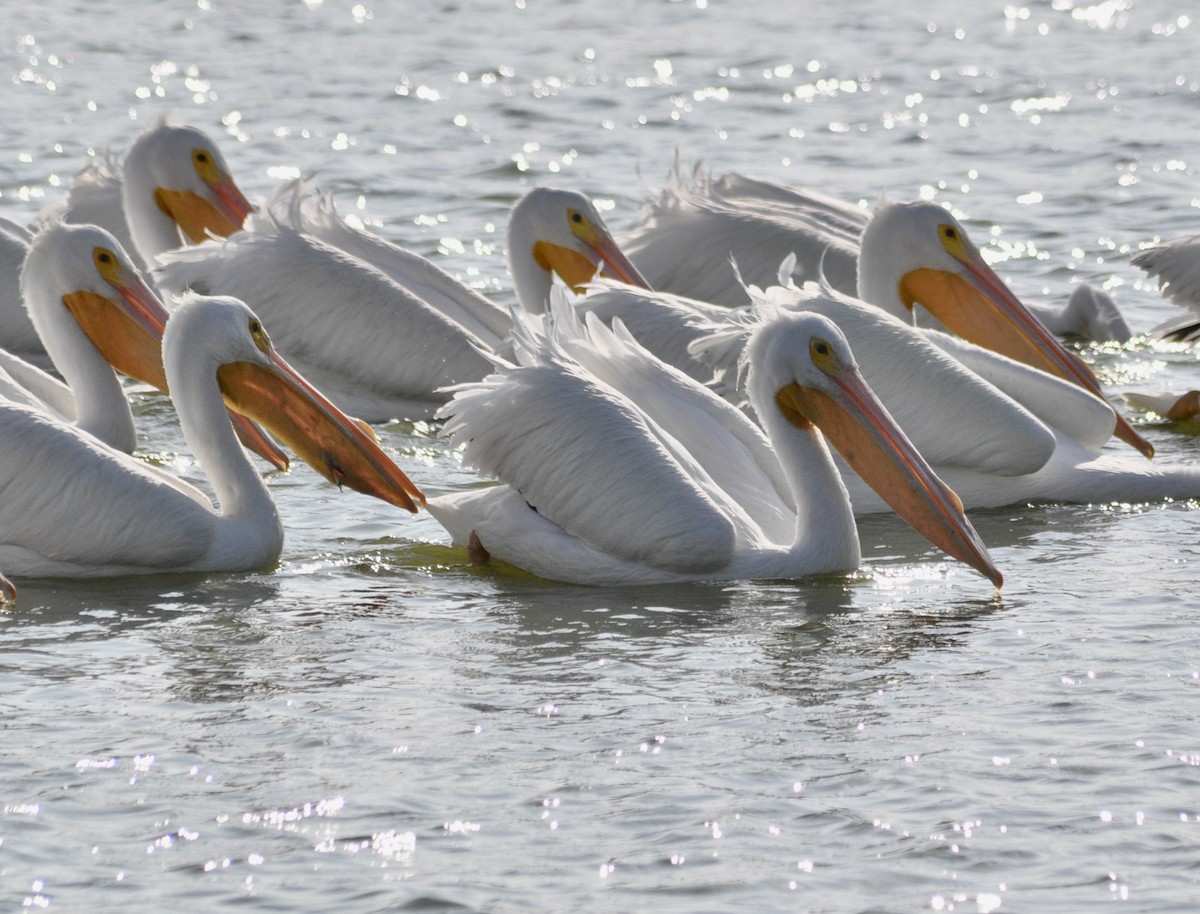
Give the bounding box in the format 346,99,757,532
27,297,137,453
506,215,553,313
122,183,183,264
166,348,283,566
751,389,861,573
855,215,910,322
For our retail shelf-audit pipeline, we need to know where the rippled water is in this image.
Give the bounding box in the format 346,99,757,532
3,1,1200,911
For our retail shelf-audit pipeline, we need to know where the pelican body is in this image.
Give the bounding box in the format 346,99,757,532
154,184,651,421
428,302,999,588
0,295,423,579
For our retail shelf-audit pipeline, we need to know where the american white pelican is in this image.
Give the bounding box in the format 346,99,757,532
1131,235,1200,340
584,191,1153,459
505,187,652,312
17,221,286,467
574,280,1200,516
153,185,651,421
0,294,423,579
427,301,1001,587
623,162,1133,341
34,119,251,272
0,119,254,359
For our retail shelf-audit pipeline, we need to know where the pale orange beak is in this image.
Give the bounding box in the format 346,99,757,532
899,258,1153,459
0,571,15,604
62,268,290,471
532,231,653,294
217,348,426,512
777,371,1002,589
154,172,254,244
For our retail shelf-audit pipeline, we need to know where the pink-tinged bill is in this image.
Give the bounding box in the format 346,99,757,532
216,349,425,512
776,372,1003,589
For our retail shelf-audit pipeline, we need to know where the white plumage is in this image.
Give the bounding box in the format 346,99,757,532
623,161,1133,342
0,294,422,579
154,184,653,420
428,299,1000,587
1131,234,1200,340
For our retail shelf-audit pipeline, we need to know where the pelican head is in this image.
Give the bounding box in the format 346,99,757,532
746,309,1002,588
22,221,288,469
122,120,254,259
21,221,170,390
163,294,425,512
859,199,1152,458
507,187,651,312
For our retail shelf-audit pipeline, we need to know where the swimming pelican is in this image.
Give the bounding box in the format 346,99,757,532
427,301,1001,587
584,190,1153,458
17,220,286,467
153,185,651,420
78,117,254,265
681,283,1200,513
1131,234,1200,340
0,294,424,579
0,119,253,359
624,162,1133,340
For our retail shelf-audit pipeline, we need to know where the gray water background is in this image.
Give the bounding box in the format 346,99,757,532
2,2,1200,911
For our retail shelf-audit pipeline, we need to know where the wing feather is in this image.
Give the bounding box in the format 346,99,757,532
437,350,738,575
155,223,493,409
0,403,213,574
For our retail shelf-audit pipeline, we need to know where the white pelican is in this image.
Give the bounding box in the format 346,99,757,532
427,301,1001,588
0,119,254,359
153,185,651,420
0,294,423,579
505,186,652,312
623,161,1133,341
1131,235,1200,340
69,117,254,266
575,277,1200,512
583,191,1153,459
17,221,286,467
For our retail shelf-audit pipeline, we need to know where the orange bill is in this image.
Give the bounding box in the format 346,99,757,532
63,275,289,471
898,263,1153,459
776,372,1003,589
216,350,425,512
532,231,652,293
155,180,252,244
0,571,15,604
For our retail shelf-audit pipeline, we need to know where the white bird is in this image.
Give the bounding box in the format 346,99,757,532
15,220,286,467
427,300,1001,588
0,119,254,359
581,278,1200,516
622,161,1134,342
584,194,1153,459
153,185,651,421
1131,234,1200,340
0,294,423,579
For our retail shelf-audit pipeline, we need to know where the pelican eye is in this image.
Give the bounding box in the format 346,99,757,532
192,147,221,183
809,336,838,370
566,207,596,243
248,317,272,352
938,222,970,259
93,246,123,283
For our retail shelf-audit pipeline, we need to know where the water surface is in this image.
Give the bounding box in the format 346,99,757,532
2,2,1200,911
